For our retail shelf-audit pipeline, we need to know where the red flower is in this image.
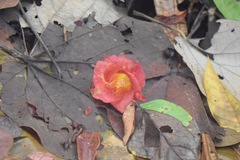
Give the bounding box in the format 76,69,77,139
90,55,146,113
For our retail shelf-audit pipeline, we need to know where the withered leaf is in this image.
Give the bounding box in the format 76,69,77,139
77,132,100,160
128,111,201,159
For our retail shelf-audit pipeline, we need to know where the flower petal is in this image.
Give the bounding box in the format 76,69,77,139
91,55,146,113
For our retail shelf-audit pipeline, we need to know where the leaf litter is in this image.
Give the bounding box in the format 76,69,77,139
2,0,240,159
0,14,174,158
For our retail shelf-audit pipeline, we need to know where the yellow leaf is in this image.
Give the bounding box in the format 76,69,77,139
96,131,135,160
204,58,240,132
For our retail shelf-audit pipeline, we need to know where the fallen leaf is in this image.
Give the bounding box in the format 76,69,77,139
143,75,219,139
213,0,240,20
140,99,192,126
19,0,126,33
214,128,240,147
0,0,19,9
0,15,171,158
154,0,185,17
201,132,218,160
122,101,135,145
204,58,240,132
217,147,240,160
0,115,22,138
0,26,13,49
28,151,59,160
127,111,201,159
0,61,105,159
96,131,135,160
10,130,62,160
77,132,100,160
174,20,240,101
105,106,124,139
0,128,13,160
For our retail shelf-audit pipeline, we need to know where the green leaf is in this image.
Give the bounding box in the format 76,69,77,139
213,0,240,20
140,100,192,126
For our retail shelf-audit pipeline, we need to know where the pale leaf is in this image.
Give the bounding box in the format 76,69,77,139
174,20,240,101
204,58,240,132
19,0,125,33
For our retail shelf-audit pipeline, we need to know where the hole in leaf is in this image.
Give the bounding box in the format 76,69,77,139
159,125,173,133
218,75,224,80
53,21,63,27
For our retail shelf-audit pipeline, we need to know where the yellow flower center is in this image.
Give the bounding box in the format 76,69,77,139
110,73,131,91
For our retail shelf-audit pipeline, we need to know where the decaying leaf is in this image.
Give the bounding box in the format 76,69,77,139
204,58,240,132
77,132,100,160
128,110,200,159
0,0,19,9
0,26,13,49
122,101,135,145
217,147,240,160
174,20,240,101
0,14,171,159
0,128,13,160
201,133,218,160
214,128,240,147
96,131,135,160
0,115,22,138
105,106,124,139
20,0,126,33
143,74,219,139
10,130,62,160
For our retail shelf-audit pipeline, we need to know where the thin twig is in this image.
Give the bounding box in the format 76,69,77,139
18,2,62,77
188,5,207,38
20,27,28,55
132,10,187,39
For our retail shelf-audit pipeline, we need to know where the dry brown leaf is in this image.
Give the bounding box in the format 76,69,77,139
201,133,219,160
163,21,188,43
0,0,19,9
122,101,135,145
0,26,13,49
153,0,188,42
154,0,185,16
77,132,100,160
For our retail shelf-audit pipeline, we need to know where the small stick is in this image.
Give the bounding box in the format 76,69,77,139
18,2,62,77
132,10,187,39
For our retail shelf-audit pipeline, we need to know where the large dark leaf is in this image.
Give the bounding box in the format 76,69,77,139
0,16,172,158
128,111,201,159
143,74,222,139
